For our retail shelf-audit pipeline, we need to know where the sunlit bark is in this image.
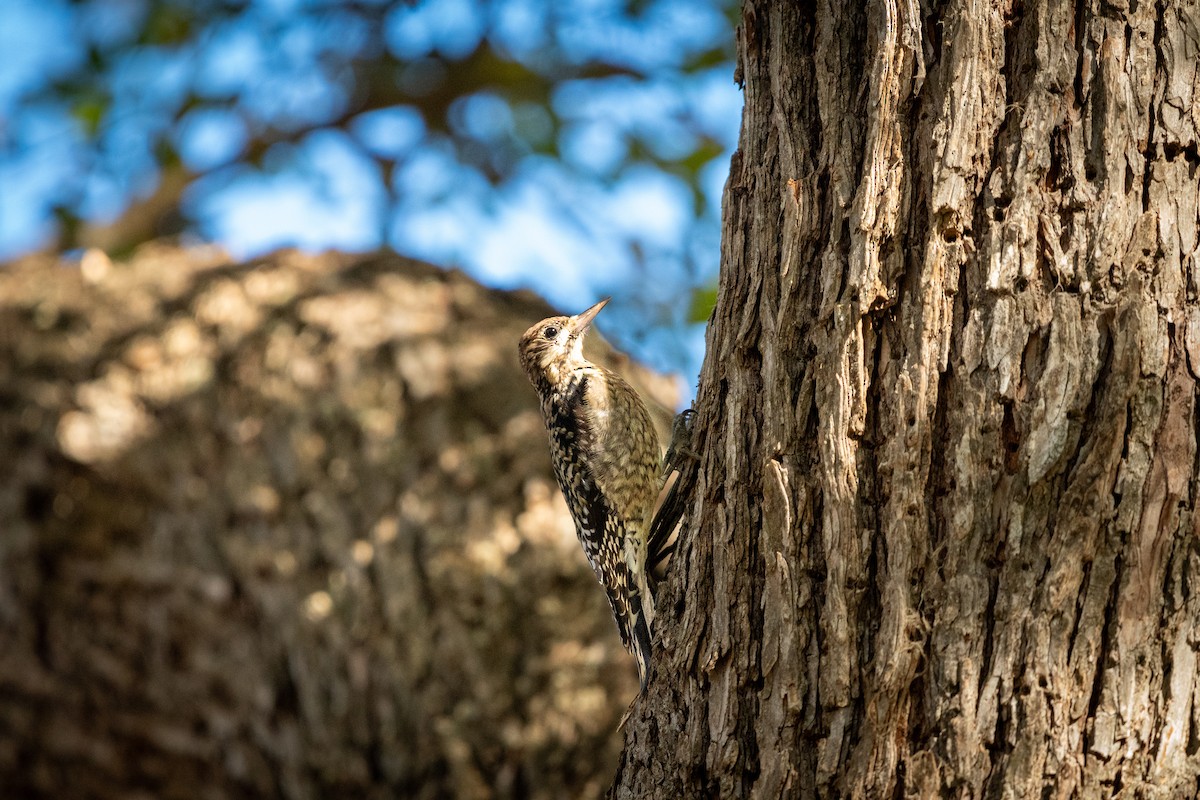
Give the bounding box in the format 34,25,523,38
616,2,1200,797
0,246,678,799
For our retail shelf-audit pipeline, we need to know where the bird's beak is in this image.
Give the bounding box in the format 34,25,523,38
571,297,610,336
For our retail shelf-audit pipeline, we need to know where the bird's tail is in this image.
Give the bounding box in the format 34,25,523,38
619,608,652,731
629,590,653,694
647,408,698,590
646,471,683,587
608,583,654,694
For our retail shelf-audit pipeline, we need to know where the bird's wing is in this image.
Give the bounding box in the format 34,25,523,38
569,455,644,654
583,371,660,533
581,370,659,627
546,377,632,597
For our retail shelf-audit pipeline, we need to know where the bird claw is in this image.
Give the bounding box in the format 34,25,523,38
661,408,698,476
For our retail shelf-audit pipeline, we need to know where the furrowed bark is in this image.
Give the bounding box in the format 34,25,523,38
615,2,1200,797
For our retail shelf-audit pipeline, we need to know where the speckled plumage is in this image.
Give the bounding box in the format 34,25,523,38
518,299,660,692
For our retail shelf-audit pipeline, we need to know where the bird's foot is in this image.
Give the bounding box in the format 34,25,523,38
661,408,698,476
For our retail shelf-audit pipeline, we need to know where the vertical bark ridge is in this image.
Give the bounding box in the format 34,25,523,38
615,0,1200,797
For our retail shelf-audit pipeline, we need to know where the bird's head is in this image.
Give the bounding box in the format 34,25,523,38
518,297,609,388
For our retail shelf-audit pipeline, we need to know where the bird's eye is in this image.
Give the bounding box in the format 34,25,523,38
543,325,560,340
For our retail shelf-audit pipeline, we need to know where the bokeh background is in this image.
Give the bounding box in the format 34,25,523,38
1,0,743,391
1,5,744,794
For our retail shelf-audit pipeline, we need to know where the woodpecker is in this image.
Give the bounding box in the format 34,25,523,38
518,298,661,693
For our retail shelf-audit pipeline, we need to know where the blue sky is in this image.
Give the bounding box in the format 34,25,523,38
0,0,742,397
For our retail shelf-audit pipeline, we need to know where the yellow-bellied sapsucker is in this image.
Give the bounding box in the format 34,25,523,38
518,298,662,692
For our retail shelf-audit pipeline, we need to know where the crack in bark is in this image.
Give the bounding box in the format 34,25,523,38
1140,3,1168,215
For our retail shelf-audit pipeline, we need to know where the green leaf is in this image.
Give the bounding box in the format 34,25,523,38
72,97,108,137
689,284,718,323
143,4,193,46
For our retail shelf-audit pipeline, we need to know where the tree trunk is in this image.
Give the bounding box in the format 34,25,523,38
616,1,1200,797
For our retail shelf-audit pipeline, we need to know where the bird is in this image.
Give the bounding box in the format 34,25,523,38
518,298,662,693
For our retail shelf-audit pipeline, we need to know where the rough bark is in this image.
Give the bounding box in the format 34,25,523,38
617,1,1200,798
0,244,677,799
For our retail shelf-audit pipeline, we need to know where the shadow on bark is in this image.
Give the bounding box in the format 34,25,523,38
0,243,676,799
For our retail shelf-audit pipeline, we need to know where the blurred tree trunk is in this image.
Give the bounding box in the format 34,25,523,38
0,244,678,800
617,1,1200,797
